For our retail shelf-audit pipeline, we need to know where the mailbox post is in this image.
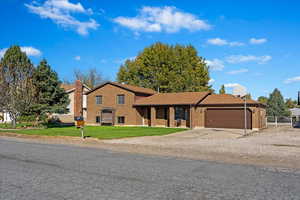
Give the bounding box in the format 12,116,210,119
74,116,85,139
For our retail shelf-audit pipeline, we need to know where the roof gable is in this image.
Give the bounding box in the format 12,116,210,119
85,82,156,95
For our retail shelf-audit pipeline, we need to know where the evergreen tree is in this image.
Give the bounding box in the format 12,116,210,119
267,88,290,117
0,46,34,128
30,59,69,121
117,42,211,93
219,85,226,94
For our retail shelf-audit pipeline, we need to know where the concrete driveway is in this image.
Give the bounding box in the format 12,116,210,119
103,127,300,169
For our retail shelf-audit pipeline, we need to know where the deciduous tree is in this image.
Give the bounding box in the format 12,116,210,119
117,42,211,93
219,85,226,94
285,98,298,108
257,96,268,104
0,46,34,128
74,68,105,88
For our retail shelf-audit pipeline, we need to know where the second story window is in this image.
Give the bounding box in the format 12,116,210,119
117,94,125,104
96,95,102,105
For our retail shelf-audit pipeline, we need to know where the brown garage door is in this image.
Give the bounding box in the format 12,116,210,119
101,109,114,125
205,108,252,129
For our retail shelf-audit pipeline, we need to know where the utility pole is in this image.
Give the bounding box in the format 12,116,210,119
244,96,247,135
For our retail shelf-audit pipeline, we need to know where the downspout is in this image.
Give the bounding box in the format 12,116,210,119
190,104,192,129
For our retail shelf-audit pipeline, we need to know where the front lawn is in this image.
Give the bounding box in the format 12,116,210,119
0,122,38,129
0,126,187,139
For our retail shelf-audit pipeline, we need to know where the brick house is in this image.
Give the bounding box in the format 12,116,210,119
54,81,91,123
85,82,266,130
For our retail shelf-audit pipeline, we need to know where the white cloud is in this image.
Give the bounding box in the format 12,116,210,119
227,68,249,75
0,48,7,58
114,6,211,33
249,38,267,44
74,56,80,61
25,0,99,35
207,38,244,47
207,38,227,46
224,83,247,96
226,55,272,64
20,47,41,56
0,46,41,58
205,59,224,71
208,78,215,84
284,76,300,84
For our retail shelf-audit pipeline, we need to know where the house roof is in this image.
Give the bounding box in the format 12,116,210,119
61,83,91,93
61,84,75,92
134,92,210,106
200,94,262,106
290,108,300,116
86,82,157,95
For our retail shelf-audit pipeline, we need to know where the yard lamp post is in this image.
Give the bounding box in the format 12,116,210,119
243,96,247,136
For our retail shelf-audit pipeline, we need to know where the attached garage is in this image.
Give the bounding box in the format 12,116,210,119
205,108,252,129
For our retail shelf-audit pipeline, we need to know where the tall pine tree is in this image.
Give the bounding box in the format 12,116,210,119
267,88,290,117
31,59,69,121
117,42,211,93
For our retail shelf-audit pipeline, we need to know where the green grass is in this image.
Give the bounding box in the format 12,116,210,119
0,122,38,129
0,126,187,139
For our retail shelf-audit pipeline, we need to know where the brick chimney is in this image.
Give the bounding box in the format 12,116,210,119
74,80,83,118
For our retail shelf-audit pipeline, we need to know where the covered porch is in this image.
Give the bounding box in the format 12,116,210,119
136,105,192,128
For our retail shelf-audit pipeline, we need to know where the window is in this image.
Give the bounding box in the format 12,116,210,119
175,107,187,120
117,94,125,104
96,116,101,123
156,107,168,120
96,95,102,105
117,116,125,124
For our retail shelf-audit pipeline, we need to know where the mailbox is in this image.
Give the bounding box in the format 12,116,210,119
74,116,84,121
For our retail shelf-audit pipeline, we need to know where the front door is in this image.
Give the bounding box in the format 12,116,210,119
101,109,114,125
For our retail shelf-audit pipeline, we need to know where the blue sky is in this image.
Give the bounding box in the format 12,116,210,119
1,0,300,99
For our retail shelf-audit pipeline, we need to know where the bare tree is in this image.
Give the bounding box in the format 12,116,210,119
74,68,106,88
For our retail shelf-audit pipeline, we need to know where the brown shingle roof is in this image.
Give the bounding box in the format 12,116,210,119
134,92,210,106
86,82,156,95
200,94,261,105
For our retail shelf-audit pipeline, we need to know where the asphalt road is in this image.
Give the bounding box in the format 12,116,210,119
1,137,300,200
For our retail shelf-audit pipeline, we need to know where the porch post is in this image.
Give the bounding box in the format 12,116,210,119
169,106,175,127
150,106,156,127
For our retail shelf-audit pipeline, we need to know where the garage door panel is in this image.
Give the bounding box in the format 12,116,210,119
205,108,252,129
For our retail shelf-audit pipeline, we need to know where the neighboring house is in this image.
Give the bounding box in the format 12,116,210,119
54,82,91,123
290,108,300,121
85,82,266,130
0,112,12,123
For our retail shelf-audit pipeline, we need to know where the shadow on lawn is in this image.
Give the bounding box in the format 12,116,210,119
44,122,75,128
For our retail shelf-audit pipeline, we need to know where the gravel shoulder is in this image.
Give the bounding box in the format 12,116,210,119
1,126,300,169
